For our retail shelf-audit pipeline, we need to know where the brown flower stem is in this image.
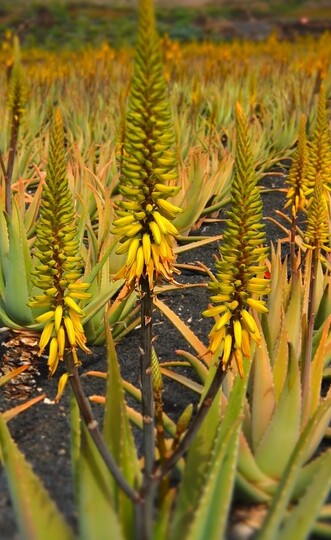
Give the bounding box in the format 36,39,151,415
155,362,228,479
66,351,140,504
302,246,319,424
139,276,155,540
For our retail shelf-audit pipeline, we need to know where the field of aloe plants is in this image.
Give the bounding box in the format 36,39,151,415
0,0,330,539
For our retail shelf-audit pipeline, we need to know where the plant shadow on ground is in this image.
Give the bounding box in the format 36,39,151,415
0,172,296,539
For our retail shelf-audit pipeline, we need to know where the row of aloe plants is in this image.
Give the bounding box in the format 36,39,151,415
0,0,330,538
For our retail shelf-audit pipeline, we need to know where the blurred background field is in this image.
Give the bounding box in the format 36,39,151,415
1,0,331,49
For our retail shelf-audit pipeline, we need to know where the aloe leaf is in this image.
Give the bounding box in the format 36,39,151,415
237,433,277,495
174,234,222,254
257,399,331,540
285,273,302,357
70,395,125,540
103,317,141,538
4,211,34,325
314,281,331,330
170,360,250,538
301,398,331,463
0,301,27,329
185,419,241,540
160,367,203,393
2,394,45,422
279,450,331,540
0,203,9,272
175,350,208,382
291,451,331,500
250,320,276,452
154,297,211,361
266,244,286,351
255,344,301,478
310,315,331,416
271,309,289,399
152,489,176,540
82,280,123,324
0,415,75,540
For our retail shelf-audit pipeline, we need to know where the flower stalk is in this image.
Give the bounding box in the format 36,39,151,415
29,108,140,504
156,102,270,478
285,114,308,274
301,83,331,421
1,36,27,217
112,0,182,536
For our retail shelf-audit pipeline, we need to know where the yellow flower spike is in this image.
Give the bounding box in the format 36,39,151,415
149,220,162,245
64,296,84,316
71,347,81,367
68,282,91,291
54,305,63,333
55,373,70,403
246,298,269,313
204,104,269,377
222,333,233,366
57,326,66,360
68,309,85,334
153,211,178,236
35,310,55,323
74,332,92,355
241,328,252,357
135,245,145,278
68,291,92,300
38,321,55,355
126,237,141,268
213,310,232,332
64,316,76,347
157,198,183,217
115,237,133,255
233,319,242,349
202,305,229,318
209,327,226,354
234,349,244,378
113,214,136,227
48,337,59,376
240,309,258,334
142,233,151,265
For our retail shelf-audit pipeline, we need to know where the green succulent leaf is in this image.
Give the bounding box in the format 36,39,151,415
103,317,140,538
255,344,301,479
275,451,331,540
3,207,34,325
0,415,74,540
257,399,331,540
70,395,125,540
250,318,276,452
170,360,250,539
